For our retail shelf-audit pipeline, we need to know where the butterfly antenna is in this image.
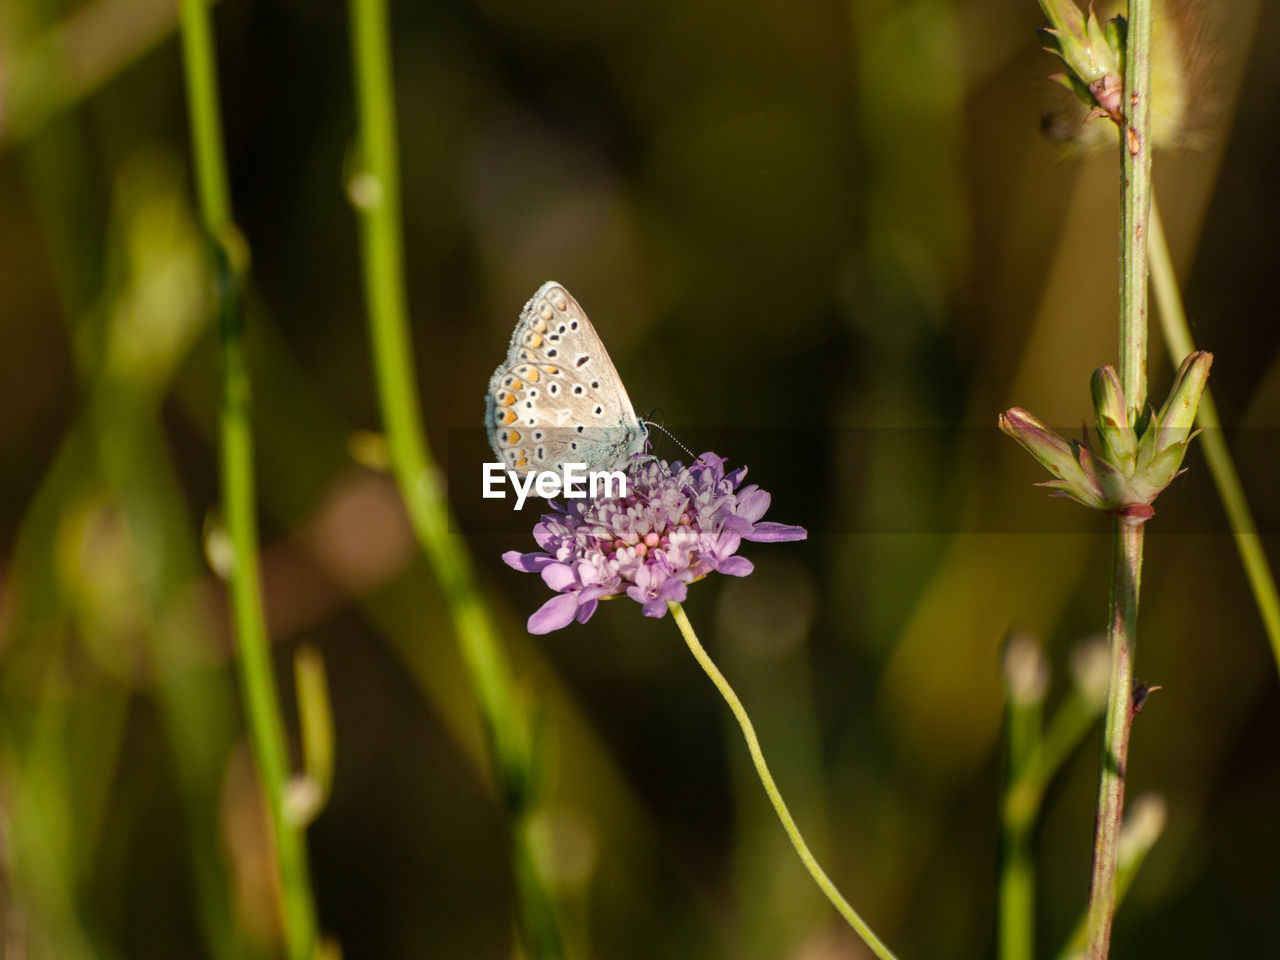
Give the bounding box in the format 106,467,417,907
643,420,700,466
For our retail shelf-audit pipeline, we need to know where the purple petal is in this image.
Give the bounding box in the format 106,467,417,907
575,598,598,623
712,531,742,558
631,562,655,592
716,556,754,577
696,453,726,479
541,562,577,591
743,522,807,542
736,487,771,523
719,514,754,536
504,550,551,573
641,597,670,617
527,593,581,634
658,578,688,604
579,584,617,602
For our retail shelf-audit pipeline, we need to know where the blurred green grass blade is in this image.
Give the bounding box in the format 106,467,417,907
2,690,128,960
344,0,566,953
178,0,319,954
999,637,1045,960
290,644,335,825
9,33,244,953
0,0,219,150
1148,194,1280,676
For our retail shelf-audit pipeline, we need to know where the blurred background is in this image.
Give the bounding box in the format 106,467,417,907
2,0,1279,956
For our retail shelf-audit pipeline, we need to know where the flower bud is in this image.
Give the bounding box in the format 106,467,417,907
1037,0,1124,118
1152,350,1212,455
1001,352,1212,524
1090,365,1137,472
1128,351,1213,501
998,408,1108,511
1004,632,1049,707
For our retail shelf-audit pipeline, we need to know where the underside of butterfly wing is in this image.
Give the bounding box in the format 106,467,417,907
485,282,647,475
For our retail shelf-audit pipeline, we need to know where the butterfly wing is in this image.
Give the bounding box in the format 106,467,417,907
486,282,647,475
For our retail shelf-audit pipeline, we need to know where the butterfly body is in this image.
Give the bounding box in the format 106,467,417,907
486,282,648,475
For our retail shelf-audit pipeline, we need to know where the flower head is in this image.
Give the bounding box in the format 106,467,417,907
502,453,806,634
999,351,1213,524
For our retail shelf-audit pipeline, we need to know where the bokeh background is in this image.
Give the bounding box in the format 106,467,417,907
2,0,1279,956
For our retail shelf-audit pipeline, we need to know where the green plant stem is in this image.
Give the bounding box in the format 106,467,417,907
667,601,899,960
344,0,563,955
1117,3,1152,414
1148,195,1280,674
1086,524,1144,959
1057,794,1165,960
999,689,1041,960
1086,3,1152,956
178,1,318,957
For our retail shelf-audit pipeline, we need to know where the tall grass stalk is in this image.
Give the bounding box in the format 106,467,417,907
1086,1,1152,955
1148,196,1280,672
999,639,1045,960
344,0,564,954
178,0,319,956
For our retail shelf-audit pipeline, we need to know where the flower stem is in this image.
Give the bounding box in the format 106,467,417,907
1148,194,1280,674
1086,524,1143,958
177,0,318,956
667,601,898,960
344,0,564,955
1118,5,1152,415
1058,794,1165,960
1086,2,1152,956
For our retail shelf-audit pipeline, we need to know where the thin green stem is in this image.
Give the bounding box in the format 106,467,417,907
178,1,317,956
1148,195,1280,674
1086,524,1143,959
177,0,228,228
344,0,563,955
1057,795,1165,960
667,601,899,960
1085,2,1152,955
1118,1,1152,416
999,688,1040,960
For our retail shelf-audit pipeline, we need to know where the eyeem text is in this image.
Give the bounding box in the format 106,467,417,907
482,462,628,510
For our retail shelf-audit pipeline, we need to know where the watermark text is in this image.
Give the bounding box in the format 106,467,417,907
482,462,627,509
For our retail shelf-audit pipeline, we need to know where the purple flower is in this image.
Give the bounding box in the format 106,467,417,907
502,453,807,634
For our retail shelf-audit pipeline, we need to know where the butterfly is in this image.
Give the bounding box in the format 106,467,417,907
485,282,649,475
